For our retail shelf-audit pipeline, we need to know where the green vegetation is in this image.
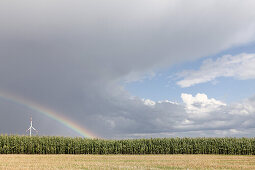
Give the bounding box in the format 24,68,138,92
0,135,255,154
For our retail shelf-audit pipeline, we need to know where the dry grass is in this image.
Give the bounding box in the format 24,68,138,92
0,154,255,169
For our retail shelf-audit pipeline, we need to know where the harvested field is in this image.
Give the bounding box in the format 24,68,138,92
0,154,255,169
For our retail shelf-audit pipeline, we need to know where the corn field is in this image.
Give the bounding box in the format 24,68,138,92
0,135,255,154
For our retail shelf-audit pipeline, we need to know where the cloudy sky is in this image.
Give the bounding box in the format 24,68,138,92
1,0,255,138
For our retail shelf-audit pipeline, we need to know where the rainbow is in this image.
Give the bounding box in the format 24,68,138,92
0,91,98,138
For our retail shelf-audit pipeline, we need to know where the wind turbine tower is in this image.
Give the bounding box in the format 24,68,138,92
26,117,38,137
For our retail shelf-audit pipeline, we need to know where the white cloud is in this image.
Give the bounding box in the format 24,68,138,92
229,98,255,116
181,93,226,118
142,99,156,106
143,98,179,107
158,100,179,105
103,92,255,138
177,53,255,87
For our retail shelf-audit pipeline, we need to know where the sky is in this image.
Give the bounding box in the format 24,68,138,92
1,0,255,139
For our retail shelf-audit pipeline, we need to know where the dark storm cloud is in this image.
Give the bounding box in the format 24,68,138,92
0,0,255,138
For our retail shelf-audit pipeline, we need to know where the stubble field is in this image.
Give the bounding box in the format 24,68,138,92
0,154,255,169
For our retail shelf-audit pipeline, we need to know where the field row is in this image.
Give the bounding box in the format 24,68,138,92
1,135,255,154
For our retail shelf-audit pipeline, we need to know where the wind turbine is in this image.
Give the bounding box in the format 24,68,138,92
26,117,38,136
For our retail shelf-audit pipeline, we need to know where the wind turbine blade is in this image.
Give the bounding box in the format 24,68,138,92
32,127,38,132
26,127,31,132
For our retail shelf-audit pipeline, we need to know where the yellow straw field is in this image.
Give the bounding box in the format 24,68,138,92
1,154,255,169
